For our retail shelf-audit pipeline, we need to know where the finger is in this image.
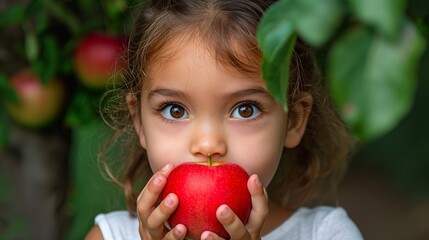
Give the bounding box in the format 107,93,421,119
147,193,178,230
216,204,250,240
245,174,268,235
137,164,173,220
201,231,224,240
162,224,187,240
137,164,174,202
137,173,168,221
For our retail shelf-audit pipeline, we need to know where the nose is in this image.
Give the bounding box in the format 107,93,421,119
190,119,227,161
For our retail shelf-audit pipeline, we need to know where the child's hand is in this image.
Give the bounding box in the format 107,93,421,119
201,174,268,240
136,164,187,240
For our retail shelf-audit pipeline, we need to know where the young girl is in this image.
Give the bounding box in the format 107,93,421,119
86,0,363,239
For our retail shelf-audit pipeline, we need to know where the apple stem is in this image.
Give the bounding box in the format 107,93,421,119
208,153,212,166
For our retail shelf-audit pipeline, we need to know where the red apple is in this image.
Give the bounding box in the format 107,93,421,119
161,159,251,239
5,70,65,128
73,33,125,89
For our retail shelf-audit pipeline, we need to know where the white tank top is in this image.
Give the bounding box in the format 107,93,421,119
95,206,363,240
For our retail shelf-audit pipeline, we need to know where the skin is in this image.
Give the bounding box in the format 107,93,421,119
86,37,312,240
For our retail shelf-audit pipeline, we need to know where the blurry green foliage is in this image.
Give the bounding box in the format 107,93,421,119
0,0,134,238
355,47,429,198
0,75,16,148
0,74,18,104
258,0,427,142
65,121,125,240
0,0,135,128
328,21,424,141
259,0,429,202
349,0,406,38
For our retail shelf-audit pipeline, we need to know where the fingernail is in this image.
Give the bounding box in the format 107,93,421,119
221,206,229,217
162,164,170,171
165,194,174,206
202,232,214,240
254,175,262,186
174,227,182,235
153,176,161,184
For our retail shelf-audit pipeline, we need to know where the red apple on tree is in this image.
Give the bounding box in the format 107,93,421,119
5,70,65,128
161,156,252,239
73,33,125,89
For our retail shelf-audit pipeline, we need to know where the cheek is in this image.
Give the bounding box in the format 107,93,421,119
231,120,287,186
144,138,186,173
229,135,284,187
239,149,282,187
146,150,168,173
140,126,186,173
229,118,286,187
139,109,186,172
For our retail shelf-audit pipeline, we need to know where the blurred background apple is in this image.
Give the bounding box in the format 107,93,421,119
5,70,65,128
74,33,125,89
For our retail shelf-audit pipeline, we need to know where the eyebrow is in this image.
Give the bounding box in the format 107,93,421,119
148,88,189,100
147,86,272,101
227,86,272,100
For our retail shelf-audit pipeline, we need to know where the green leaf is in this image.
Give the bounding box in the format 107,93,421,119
0,75,13,146
25,32,39,62
0,74,18,104
35,11,49,33
105,0,127,19
33,35,59,84
0,106,9,148
65,91,100,128
257,0,296,111
42,35,59,83
348,0,407,38
0,5,26,27
328,21,426,141
283,0,344,46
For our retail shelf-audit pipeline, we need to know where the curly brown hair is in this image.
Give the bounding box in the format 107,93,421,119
99,0,356,212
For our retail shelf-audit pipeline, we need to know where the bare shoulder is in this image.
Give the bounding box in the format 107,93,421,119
85,225,104,240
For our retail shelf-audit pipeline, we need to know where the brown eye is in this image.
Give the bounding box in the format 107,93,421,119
161,104,189,120
238,104,253,118
231,102,261,119
170,105,185,118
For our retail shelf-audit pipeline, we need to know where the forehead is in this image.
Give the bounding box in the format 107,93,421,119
146,33,261,82
151,38,244,76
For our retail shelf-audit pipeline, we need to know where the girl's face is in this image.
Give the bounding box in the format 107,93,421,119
131,39,292,187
